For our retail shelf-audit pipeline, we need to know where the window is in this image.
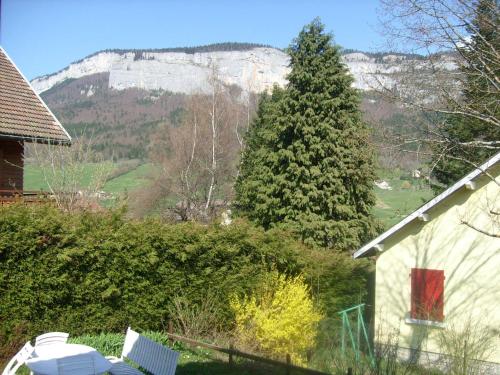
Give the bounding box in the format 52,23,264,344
410,268,444,322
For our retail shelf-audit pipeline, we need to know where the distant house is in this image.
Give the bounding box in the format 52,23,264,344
354,152,500,370
0,47,71,200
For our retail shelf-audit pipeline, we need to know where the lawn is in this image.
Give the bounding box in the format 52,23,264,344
372,169,434,229
15,331,438,375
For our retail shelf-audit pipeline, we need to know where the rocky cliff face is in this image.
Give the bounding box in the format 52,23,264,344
31,47,457,95
32,48,289,94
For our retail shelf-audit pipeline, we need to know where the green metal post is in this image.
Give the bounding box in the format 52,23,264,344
341,313,346,355
337,303,375,368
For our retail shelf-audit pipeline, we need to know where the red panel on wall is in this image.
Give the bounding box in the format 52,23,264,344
411,268,444,321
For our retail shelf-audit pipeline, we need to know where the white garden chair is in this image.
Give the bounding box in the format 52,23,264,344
2,341,34,375
35,332,69,347
57,354,96,375
108,327,179,375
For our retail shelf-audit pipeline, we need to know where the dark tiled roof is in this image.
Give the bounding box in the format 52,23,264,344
0,47,71,143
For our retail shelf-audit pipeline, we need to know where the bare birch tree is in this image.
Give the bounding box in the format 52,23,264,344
29,137,112,212
149,62,246,221
204,63,224,213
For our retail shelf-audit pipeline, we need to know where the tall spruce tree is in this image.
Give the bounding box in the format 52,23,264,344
235,19,380,250
431,0,499,189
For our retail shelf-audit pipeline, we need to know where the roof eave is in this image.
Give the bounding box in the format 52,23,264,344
353,152,500,259
0,133,72,146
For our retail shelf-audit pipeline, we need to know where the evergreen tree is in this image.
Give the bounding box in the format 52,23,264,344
235,19,380,250
431,0,499,189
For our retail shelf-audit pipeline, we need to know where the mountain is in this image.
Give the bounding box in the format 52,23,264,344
33,43,456,161
31,44,457,95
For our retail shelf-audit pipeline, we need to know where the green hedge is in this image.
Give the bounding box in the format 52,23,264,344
0,204,371,348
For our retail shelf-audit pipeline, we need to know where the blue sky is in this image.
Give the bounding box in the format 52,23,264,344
1,0,382,80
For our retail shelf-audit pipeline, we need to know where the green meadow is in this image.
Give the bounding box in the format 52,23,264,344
24,162,155,197
372,169,433,228
24,163,433,227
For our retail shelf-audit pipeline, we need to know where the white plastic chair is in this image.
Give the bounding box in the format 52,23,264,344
108,327,179,375
35,332,69,347
57,354,96,375
2,341,34,375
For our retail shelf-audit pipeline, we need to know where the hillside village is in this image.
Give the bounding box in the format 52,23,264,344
1,1,499,375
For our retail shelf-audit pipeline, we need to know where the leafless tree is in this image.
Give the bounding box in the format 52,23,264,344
375,0,499,162
374,0,499,237
29,137,112,212
149,62,249,221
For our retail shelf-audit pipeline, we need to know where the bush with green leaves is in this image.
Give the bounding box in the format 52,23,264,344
0,205,299,339
0,204,372,357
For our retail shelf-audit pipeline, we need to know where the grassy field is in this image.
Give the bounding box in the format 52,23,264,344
24,162,155,197
103,163,154,195
373,169,434,228
24,163,433,227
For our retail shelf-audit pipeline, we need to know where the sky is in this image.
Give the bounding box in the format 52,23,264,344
1,0,383,80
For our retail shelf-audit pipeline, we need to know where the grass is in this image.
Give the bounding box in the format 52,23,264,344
103,163,155,195
24,162,155,197
15,331,441,375
23,163,111,192
24,162,433,226
372,169,434,228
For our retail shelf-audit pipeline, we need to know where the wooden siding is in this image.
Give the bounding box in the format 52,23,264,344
0,138,24,191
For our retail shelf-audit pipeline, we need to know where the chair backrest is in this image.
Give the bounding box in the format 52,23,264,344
57,354,96,375
2,341,34,375
35,332,69,347
122,327,179,375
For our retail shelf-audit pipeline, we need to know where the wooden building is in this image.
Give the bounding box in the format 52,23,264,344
0,47,71,200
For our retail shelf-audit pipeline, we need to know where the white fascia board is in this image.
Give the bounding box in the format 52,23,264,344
353,152,500,259
0,46,72,143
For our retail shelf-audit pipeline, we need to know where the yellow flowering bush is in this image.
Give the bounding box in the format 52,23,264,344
230,272,323,366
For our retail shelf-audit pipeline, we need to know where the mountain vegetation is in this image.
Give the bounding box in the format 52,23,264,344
235,19,380,250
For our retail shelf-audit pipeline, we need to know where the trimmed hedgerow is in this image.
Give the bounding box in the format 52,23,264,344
0,204,299,337
0,204,372,351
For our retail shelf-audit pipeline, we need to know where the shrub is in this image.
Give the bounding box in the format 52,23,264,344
437,319,497,375
230,272,323,365
0,204,303,344
0,203,372,355
401,181,412,189
168,289,226,341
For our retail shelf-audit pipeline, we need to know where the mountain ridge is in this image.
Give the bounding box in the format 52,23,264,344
32,43,456,95
33,42,276,81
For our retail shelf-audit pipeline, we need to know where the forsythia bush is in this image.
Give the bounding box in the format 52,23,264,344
230,272,323,365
